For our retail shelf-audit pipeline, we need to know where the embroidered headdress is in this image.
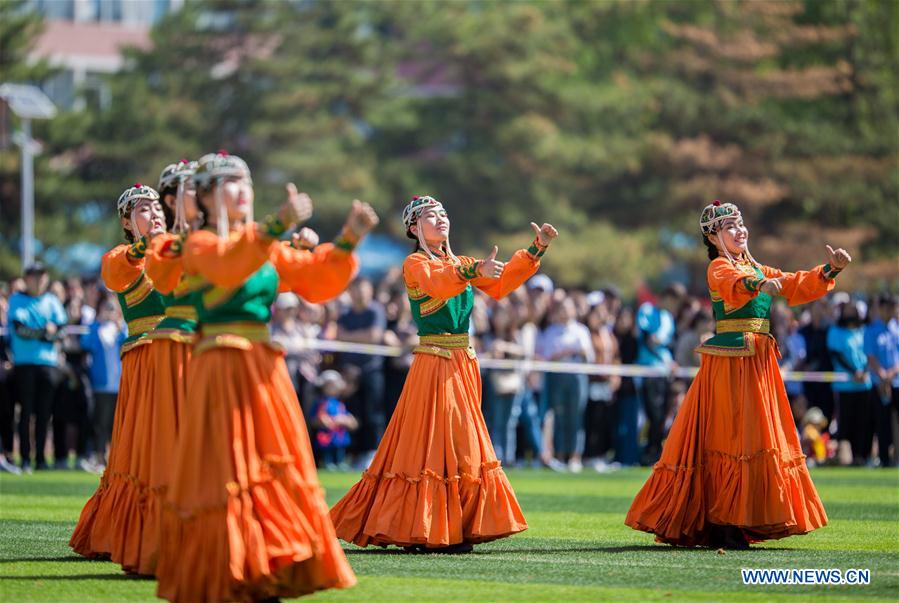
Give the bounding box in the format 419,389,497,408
700,200,758,265
402,195,456,261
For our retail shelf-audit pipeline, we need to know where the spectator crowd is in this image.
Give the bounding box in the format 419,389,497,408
2,263,897,474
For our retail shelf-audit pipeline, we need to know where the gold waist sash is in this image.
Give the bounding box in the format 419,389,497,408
195,321,274,355
716,318,770,334
414,333,476,360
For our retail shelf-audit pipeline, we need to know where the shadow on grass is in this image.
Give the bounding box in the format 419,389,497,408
344,544,796,555
0,573,152,581
0,555,102,564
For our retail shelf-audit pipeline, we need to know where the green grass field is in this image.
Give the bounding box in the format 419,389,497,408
1,467,897,602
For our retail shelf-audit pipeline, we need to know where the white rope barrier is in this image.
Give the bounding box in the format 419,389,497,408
286,337,850,383
0,326,851,382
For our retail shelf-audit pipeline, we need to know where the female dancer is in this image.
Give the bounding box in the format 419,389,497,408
330,195,558,552
70,184,174,575
154,152,377,602
625,200,851,548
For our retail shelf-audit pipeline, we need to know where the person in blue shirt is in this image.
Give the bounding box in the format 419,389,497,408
80,296,125,465
827,302,874,466
864,293,898,468
310,370,358,469
635,284,682,465
7,263,68,471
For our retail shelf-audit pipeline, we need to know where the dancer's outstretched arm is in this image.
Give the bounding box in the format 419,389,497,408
274,200,377,303
759,245,850,306
101,241,148,292
471,223,558,300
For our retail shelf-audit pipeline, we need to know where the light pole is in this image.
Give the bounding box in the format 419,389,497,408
0,83,57,268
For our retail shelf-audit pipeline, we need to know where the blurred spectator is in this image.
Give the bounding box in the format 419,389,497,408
55,295,94,469
801,406,834,467
0,287,18,473
7,264,68,472
483,300,527,464
799,300,836,422
865,293,898,467
613,307,640,466
382,290,417,421
635,285,680,465
80,297,125,465
271,293,303,390
310,370,358,469
828,303,874,466
583,300,620,471
337,278,386,466
773,301,808,424
539,298,594,472
673,310,714,368
527,274,554,329
504,296,546,468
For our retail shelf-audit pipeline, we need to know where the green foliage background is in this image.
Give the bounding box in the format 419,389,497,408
1,0,896,296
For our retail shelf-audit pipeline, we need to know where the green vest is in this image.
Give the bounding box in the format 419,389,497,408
407,280,474,336
116,271,167,355
147,283,201,343
198,262,279,325
696,264,772,357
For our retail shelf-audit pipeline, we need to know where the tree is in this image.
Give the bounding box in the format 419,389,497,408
0,0,54,275
637,0,897,287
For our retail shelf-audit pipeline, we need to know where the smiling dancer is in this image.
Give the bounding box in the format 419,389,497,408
154,152,377,602
625,200,851,548
330,195,558,553
70,184,174,574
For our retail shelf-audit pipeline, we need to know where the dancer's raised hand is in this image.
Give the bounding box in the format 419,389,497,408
292,227,319,250
345,200,380,238
826,245,852,271
530,222,559,247
478,246,505,279
278,183,313,227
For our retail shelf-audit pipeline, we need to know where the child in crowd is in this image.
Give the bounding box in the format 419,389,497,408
311,370,358,469
801,406,835,467
80,297,125,465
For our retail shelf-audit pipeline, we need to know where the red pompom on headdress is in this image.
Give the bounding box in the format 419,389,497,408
713,199,721,206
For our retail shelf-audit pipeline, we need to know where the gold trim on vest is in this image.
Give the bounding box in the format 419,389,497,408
126,314,164,337
164,305,198,321
716,318,770,334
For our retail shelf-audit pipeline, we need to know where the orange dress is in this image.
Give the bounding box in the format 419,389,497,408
70,243,180,575
330,248,542,548
625,258,837,546
155,226,358,603
143,233,202,430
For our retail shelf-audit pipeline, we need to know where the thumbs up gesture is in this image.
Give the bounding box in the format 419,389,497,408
826,244,852,271
478,246,506,279
530,222,559,247
278,183,313,228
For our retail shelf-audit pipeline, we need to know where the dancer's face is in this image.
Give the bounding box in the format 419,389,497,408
217,175,254,222
163,180,200,222
123,197,166,238
413,207,450,244
715,216,748,255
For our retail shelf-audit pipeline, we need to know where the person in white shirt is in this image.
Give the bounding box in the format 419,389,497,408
538,298,595,472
